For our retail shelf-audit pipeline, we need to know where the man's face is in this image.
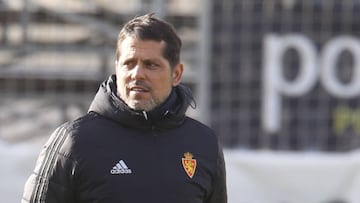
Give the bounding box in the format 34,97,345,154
116,37,183,111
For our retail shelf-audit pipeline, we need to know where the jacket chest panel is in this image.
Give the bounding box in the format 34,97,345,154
75,134,211,202
78,148,208,183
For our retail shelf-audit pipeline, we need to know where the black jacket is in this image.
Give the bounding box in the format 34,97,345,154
22,75,227,203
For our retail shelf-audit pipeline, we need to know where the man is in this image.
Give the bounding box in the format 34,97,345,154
22,13,227,203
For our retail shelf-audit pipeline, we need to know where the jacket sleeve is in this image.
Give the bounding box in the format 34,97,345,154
206,143,228,203
22,125,77,203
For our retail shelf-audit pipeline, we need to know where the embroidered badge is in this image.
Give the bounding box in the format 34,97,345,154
182,152,197,178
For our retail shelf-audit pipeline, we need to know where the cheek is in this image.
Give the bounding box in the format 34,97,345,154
156,74,172,87
157,76,174,94
116,70,129,90
116,68,129,81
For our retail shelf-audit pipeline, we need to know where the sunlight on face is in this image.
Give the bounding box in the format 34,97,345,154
115,37,183,111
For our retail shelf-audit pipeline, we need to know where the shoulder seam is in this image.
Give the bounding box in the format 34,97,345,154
65,112,99,132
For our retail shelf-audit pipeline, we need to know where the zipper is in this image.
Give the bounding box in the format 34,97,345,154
142,111,158,136
142,111,148,120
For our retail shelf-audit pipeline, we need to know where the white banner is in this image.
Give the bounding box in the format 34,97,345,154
225,150,360,203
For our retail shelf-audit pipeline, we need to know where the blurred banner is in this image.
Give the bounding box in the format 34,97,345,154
211,0,360,151
225,150,360,203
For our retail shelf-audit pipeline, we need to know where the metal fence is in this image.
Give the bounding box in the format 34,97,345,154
0,0,205,141
2,0,360,152
211,0,360,151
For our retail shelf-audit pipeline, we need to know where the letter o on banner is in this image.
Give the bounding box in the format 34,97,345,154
321,36,360,98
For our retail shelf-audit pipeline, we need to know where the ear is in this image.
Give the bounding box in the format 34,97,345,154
172,63,183,86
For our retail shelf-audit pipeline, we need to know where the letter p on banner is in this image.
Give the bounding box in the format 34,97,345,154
262,34,318,133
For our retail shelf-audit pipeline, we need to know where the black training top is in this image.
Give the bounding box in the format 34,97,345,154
22,75,227,203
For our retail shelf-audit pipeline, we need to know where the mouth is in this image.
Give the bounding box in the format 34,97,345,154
128,85,150,93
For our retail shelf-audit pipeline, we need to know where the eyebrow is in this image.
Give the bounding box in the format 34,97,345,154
143,58,161,63
122,56,162,63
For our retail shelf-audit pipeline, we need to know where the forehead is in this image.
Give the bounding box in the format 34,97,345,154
119,37,166,59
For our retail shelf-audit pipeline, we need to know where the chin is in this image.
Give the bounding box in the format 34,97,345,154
131,100,158,112
129,101,148,111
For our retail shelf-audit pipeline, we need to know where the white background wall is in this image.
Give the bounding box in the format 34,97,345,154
225,150,360,203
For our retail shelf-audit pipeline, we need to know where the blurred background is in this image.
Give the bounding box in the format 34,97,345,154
1,0,360,202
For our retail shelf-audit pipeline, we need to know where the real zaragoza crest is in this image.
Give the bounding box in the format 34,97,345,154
182,152,197,178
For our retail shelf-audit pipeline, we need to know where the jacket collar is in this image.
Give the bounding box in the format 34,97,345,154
88,75,195,131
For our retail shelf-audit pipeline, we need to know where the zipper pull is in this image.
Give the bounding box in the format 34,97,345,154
142,111,148,120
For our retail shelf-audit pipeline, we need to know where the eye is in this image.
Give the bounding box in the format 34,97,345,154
122,60,135,69
145,61,159,69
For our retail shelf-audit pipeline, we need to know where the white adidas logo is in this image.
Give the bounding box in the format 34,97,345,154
110,160,132,174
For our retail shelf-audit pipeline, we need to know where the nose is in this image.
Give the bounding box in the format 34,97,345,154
130,63,145,80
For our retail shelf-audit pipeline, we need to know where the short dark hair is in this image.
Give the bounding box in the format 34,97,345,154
115,13,182,68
